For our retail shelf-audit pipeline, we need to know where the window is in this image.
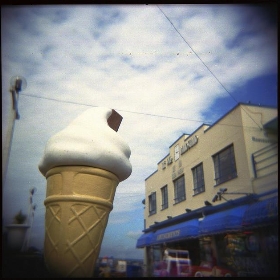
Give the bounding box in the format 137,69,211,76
174,175,186,204
213,144,237,185
192,163,205,195
148,192,157,215
161,185,168,210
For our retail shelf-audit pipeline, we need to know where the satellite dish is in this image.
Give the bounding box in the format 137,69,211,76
10,75,27,92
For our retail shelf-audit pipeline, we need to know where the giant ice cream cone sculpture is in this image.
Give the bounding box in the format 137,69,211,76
39,108,132,277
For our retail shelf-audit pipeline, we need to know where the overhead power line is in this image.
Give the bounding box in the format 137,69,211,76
156,5,262,130
156,5,234,102
20,92,203,122
20,92,262,130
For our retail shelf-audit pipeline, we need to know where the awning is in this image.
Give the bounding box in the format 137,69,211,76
152,219,199,245
242,196,278,228
136,232,154,248
136,197,278,248
199,205,248,236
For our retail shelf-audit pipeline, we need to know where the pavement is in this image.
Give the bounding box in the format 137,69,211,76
2,250,54,278
2,236,143,278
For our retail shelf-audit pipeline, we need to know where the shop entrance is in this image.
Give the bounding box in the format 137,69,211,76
166,239,201,265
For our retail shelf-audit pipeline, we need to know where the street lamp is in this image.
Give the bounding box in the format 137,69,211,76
2,76,27,184
10,75,27,120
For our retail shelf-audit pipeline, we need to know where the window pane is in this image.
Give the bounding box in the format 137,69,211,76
213,145,237,185
149,192,156,215
174,176,186,204
192,163,205,195
161,185,168,210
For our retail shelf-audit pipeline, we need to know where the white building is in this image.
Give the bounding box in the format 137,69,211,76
137,103,278,277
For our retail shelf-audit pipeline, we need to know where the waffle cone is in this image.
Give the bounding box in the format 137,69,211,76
43,166,119,277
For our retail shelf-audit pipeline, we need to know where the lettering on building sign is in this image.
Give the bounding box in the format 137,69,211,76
172,167,184,180
178,167,184,176
167,156,173,165
181,135,198,155
156,229,181,241
252,136,275,143
162,156,173,170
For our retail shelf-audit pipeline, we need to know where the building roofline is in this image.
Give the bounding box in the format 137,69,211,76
168,123,210,148
145,170,158,181
168,133,189,149
204,102,277,133
145,102,277,181
156,123,210,166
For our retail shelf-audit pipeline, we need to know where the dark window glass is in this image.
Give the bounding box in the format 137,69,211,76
174,176,186,204
192,163,205,195
213,144,237,185
149,192,156,215
161,185,168,210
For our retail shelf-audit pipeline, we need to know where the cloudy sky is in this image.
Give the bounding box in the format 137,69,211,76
2,4,277,260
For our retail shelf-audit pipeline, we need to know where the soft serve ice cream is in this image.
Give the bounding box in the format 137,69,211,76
39,107,132,277
39,107,132,181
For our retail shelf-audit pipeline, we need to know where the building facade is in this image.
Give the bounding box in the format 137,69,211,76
136,103,278,277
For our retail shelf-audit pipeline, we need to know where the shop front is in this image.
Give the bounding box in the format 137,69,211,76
205,196,278,277
227,195,279,277
214,225,278,277
137,217,201,276
137,195,278,277
137,204,247,276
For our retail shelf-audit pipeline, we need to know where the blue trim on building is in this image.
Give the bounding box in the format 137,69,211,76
152,218,199,245
199,205,248,236
136,194,278,248
242,196,278,228
136,232,154,248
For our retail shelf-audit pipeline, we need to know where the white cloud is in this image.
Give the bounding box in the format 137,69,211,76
127,230,143,240
2,4,277,259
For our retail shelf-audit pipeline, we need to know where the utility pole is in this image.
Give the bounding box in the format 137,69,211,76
2,76,27,185
22,187,37,252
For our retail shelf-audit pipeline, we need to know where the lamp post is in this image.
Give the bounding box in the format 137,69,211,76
22,187,37,252
2,76,27,185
